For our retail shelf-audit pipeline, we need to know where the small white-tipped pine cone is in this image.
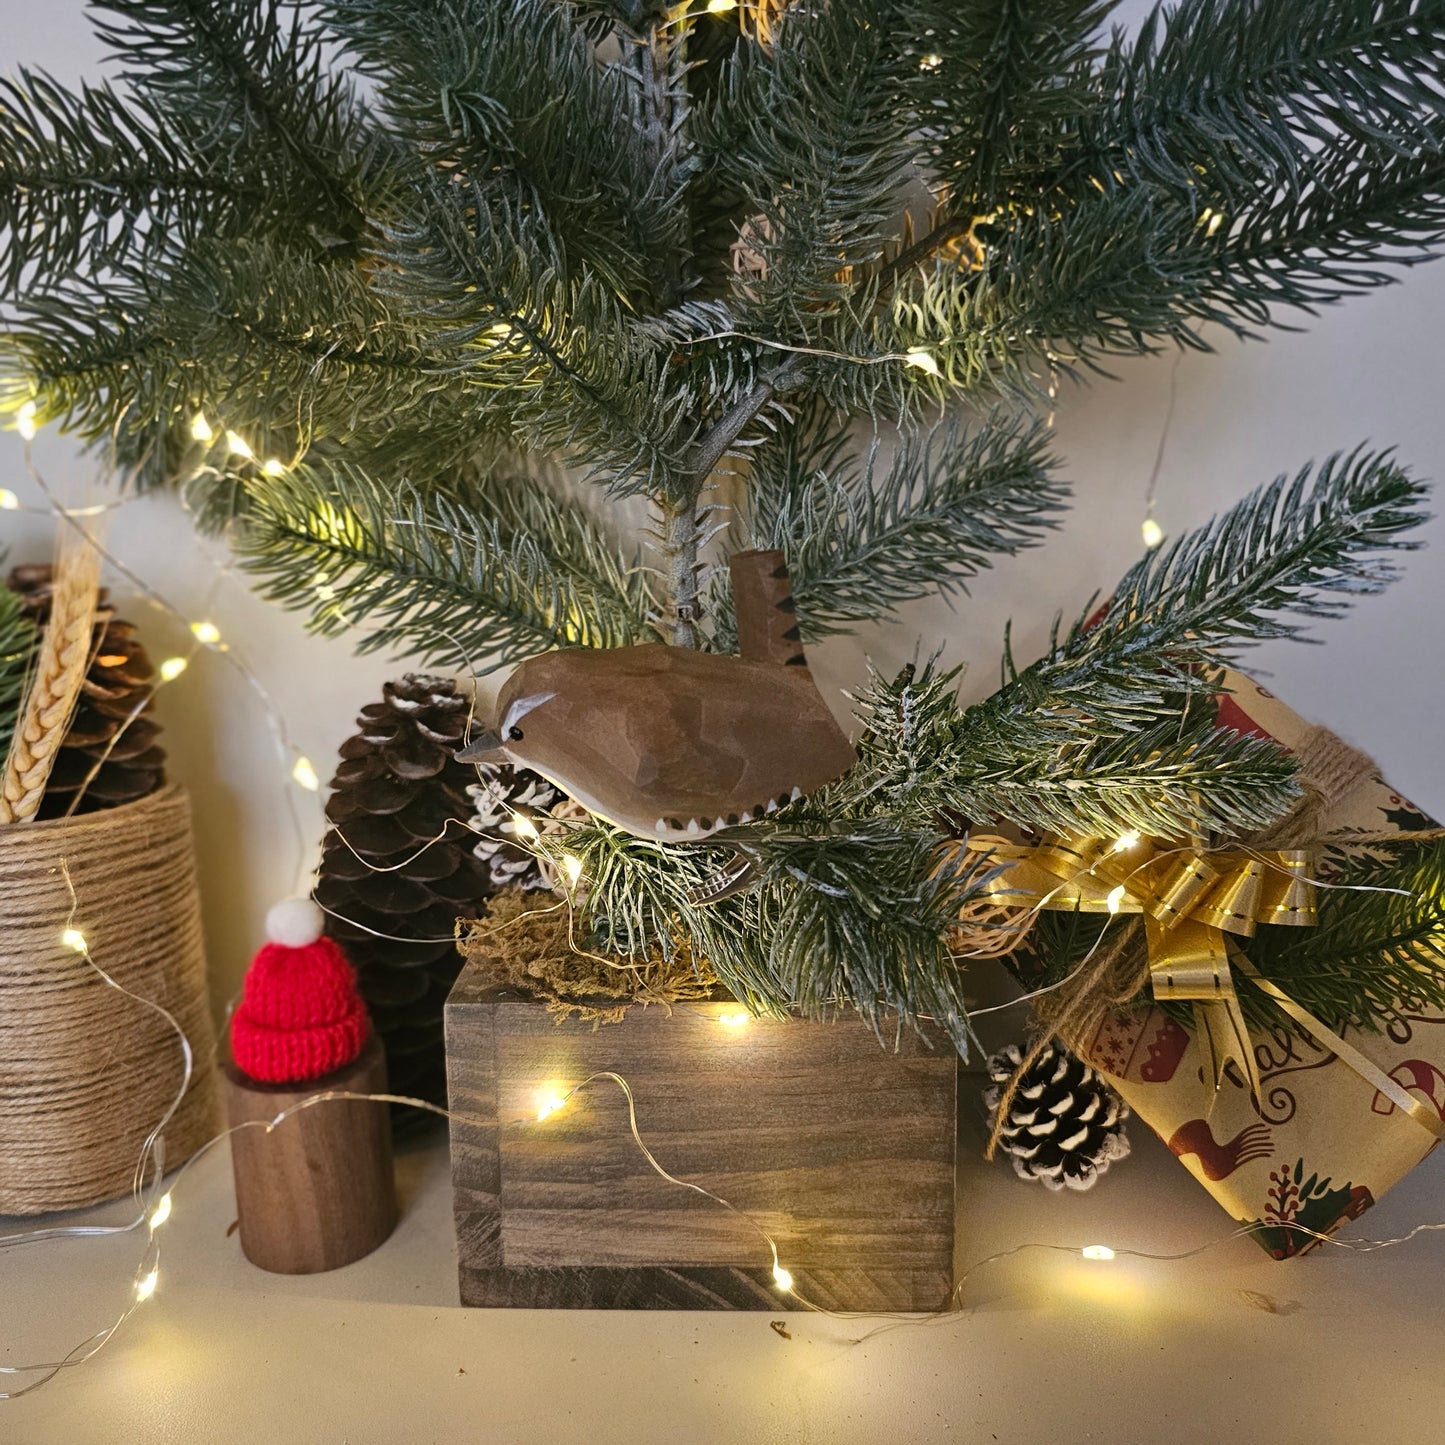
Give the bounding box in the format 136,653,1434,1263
468,766,589,893
468,768,563,891
984,1041,1131,1192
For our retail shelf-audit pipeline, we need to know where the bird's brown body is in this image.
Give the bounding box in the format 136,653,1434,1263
456,551,857,840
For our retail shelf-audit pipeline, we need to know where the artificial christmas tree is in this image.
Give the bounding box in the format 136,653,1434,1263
314,674,491,1115
3,0,1445,1067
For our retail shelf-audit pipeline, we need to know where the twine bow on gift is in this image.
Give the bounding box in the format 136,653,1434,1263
963,833,1316,1102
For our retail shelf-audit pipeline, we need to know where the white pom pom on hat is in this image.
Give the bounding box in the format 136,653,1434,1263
265,897,326,949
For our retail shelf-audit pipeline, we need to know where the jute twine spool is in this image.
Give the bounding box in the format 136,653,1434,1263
0,784,219,1214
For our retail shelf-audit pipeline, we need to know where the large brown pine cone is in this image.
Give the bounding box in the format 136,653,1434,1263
8,564,167,818
314,674,493,1123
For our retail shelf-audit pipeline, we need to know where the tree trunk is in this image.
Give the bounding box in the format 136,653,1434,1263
638,6,701,644
659,492,702,648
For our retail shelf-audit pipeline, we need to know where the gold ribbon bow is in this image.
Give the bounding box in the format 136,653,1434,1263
960,831,1445,1142
965,833,1315,1103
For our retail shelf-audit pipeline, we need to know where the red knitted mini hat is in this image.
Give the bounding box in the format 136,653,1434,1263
232,900,371,1084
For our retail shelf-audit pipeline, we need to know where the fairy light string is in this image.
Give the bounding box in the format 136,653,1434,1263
1139,350,1185,551
5,850,1445,1397
4,413,1444,1399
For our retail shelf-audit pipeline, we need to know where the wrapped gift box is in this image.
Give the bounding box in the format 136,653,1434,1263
1079,670,1444,1257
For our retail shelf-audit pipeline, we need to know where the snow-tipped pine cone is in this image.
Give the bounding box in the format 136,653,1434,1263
984,1041,1131,1192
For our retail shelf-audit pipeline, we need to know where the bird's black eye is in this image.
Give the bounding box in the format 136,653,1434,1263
508,725,524,741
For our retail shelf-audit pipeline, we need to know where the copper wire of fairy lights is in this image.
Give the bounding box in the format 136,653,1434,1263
6,836,1445,1396
8,892,1445,1397
3,437,1444,1399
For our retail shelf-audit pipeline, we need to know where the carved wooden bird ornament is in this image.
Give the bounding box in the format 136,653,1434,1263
456,551,856,840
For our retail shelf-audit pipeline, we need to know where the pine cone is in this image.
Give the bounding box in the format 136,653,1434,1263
467,764,579,891
7,564,166,817
984,1042,1131,1192
314,674,493,1124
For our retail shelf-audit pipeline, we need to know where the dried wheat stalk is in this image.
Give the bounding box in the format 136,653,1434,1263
0,527,101,823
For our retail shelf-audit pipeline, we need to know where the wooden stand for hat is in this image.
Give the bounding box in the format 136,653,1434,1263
224,1035,398,1274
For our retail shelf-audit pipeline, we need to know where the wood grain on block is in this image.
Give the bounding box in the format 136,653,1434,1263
225,1035,398,1275
446,963,957,1311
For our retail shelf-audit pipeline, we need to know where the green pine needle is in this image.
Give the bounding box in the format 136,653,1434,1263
1026,838,1445,1037
234,458,654,670
739,408,1068,639
3,0,1444,1050
944,448,1428,840
1249,838,1445,1030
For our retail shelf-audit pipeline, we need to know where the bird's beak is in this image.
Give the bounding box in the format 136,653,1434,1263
456,729,505,763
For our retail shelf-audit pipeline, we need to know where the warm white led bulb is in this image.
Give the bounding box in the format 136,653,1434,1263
718,1011,750,1027
16,401,38,441
772,1264,794,1292
292,756,320,792
158,657,189,683
535,1090,568,1123
190,620,221,646
262,458,286,477
225,430,254,460
512,813,540,844
706,0,737,11
135,1268,159,1302
150,1192,173,1230
1081,1244,1115,1262
1141,517,1165,550
61,927,88,953
1105,885,1126,915
919,52,943,70
561,853,584,886
1112,830,1141,853
189,412,214,443
904,348,941,377
0,489,19,511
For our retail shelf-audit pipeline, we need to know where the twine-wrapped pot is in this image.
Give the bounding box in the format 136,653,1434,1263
0,785,219,1214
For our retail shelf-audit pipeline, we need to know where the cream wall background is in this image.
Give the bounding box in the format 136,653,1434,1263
2,1,1444,1008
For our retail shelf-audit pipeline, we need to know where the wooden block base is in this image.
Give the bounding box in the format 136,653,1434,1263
446,968,957,1312
225,1035,398,1274
458,1264,954,1313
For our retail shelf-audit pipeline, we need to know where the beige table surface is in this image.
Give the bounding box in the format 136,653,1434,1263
4,1093,1444,1445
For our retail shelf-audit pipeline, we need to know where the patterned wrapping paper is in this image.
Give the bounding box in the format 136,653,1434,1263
1079,670,1444,1258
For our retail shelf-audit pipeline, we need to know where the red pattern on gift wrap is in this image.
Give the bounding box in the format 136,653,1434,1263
1086,1012,1191,1083
1168,1119,1274,1180
1259,1159,1374,1258
1344,1186,1374,1220
1139,1017,1190,1082
1086,1013,1149,1077
1266,1161,1300,1224
1215,690,1274,741
1370,1060,1445,1123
